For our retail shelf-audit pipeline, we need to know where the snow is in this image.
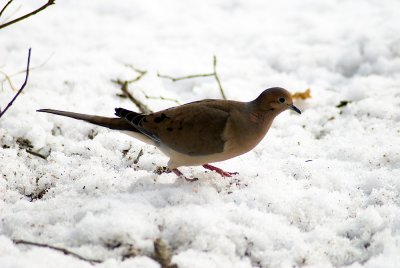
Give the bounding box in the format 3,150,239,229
1,0,400,267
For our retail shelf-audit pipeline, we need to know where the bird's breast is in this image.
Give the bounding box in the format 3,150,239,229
222,113,274,158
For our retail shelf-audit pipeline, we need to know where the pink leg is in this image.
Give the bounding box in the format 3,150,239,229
202,164,239,177
172,168,198,182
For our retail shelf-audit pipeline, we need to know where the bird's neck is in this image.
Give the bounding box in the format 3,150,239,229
249,107,279,125
225,104,277,155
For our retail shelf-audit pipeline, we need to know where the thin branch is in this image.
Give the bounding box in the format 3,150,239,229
0,48,31,118
26,149,48,160
0,0,55,30
112,79,152,114
13,239,102,264
112,64,152,114
125,64,147,76
157,72,214,82
336,100,352,108
0,69,17,91
1,3,21,24
213,55,226,100
140,90,181,105
133,149,144,164
115,93,127,98
124,64,147,83
0,0,13,17
157,55,227,100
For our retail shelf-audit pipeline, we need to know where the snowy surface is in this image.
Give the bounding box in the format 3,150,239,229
1,0,400,267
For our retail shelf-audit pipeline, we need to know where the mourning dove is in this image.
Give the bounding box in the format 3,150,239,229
38,87,301,180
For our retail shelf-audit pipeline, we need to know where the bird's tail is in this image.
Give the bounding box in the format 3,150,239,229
37,109,135,131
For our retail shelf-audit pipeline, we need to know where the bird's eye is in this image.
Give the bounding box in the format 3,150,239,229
278,97,286,103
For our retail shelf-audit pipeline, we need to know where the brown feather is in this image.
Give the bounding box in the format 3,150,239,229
37,109,135,131
139,100,231,155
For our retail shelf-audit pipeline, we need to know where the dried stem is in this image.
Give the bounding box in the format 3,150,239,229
157,55,227,100
133,148,144,164
112,79,152,114
0,70,17,91
0,0,55,30
124,64,147,83
26,149,48,160
140,90,181,105
13,239,102,264
157,72,214,82
112,64,152,114
0,48,31,118
0,0,13,17
213,56,226,99
125,64,147,77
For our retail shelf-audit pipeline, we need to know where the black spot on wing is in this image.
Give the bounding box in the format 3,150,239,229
115,108,131,118
126,112,139,122
115,108,144,125
115,107,161,143
153,113,169,123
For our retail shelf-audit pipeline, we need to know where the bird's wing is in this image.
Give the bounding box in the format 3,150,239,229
115,108,161,143
116,100,231,156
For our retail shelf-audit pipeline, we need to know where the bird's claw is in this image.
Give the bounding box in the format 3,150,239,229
202,164,239,178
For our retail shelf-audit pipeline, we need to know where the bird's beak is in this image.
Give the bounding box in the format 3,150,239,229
288,104,301,114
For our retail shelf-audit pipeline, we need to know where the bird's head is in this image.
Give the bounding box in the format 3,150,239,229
255,87,301,114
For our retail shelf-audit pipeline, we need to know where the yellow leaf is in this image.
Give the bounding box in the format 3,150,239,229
292,88,311,100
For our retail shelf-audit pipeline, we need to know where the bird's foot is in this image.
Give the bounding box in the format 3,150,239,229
172,168,198,182
202,164,239,178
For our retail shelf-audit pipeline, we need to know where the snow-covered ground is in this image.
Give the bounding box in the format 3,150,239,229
1,0,400,267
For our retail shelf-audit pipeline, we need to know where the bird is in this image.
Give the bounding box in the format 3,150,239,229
37,87,301,181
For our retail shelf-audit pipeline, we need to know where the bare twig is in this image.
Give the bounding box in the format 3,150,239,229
112,64,152,114
112,79,152,114
0,0,13,17
1,3,21,24
140,90,181,105
115,93,127,98
0,70,17,91
26,149,48,160
157,72,214,82
212,56,226,99
13,239,102,264
125,64,147,82
0,0,55,30
157,55,227,100
133,149,144,164
336,100,352,108
0,48,31,118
